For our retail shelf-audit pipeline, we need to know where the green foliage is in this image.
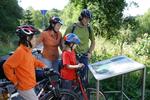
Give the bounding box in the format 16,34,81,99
137,9,150,34
61,3,81,27
32,10,43,28
26,8,62,29
0,0,23,55
0,32,18,56
22,10,34,25
70,0,127,38
132,33,150,58
90,36,150,100
0,0,23,33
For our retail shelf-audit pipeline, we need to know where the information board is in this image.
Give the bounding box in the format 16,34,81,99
89,55,145,80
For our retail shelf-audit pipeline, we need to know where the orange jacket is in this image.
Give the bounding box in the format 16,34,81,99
39,30,62,61
3,44,45,90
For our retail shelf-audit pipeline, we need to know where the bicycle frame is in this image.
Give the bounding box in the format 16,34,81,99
75,71,107,100
0,80,19,99
35,69,61,99
76,73,89,100
0,69,60,100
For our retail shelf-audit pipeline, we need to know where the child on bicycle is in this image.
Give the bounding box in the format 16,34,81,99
3,25,46,100
60,33,84,90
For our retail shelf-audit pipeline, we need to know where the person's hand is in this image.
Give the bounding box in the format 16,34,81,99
78,63,84,68
87,52,92,59
14,82,18,87
44,65,48,68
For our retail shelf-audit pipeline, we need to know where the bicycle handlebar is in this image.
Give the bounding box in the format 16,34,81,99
43,68,60,77
0,81,12,87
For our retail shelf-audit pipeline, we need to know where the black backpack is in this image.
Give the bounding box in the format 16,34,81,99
71,23,91,35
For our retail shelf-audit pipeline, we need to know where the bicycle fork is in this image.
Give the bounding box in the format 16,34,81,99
76,75,88,100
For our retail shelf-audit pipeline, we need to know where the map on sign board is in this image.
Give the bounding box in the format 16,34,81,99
89,55,145,80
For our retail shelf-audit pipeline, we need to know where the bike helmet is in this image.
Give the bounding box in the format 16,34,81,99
16,25,39,39
64,33,80,44
80,9,92,19
16,25,39,47
49,16,63,25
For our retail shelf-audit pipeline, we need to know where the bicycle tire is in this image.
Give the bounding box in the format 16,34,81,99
86,88,106,100
43,88,80,100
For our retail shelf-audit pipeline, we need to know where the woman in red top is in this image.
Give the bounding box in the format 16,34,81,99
60,33,84,90
3,25,46,100
37,16,63,72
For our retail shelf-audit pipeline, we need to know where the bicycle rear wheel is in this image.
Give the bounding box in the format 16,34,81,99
86,88,106,100
43,88,80,100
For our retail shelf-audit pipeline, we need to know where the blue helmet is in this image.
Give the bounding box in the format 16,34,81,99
80,9,92,19
64,33,80,44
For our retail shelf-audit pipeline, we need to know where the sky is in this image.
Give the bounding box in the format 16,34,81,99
18,0,69,10
19,0,150,16
124,0,150,16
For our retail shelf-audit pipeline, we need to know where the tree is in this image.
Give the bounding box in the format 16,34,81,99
0,0,23,33
70,0,127,38
23,10,34,25
138,9,150,34
61,3,81,26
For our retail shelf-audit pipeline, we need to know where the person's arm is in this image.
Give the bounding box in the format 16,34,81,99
66,63,84,69
34,57,46,68
3,49,23,85
88,25,95,58
88,40,95,54
3,63,18,85
59,35,64,51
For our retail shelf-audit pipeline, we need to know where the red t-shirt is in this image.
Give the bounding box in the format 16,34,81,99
60,50,77,80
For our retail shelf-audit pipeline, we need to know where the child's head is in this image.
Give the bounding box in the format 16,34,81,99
64,33,80,49
16,25,39,48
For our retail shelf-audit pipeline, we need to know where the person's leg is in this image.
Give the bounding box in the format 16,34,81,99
61,79,72,90
61,79,73,100
18,88,38,100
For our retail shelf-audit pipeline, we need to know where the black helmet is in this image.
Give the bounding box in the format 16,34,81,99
48,16,63,32
49,16,63,25
80,9,92,19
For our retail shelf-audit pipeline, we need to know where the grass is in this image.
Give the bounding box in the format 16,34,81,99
89,36,150,100
0,33,150,99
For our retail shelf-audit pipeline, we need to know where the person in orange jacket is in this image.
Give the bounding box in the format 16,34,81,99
37,16,63,72
3,25,46,100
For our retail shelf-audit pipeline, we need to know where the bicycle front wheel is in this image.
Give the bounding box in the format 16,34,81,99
44,88,80,100
86,88,106,100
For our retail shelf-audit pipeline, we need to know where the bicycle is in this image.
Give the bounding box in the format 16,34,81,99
32,48,106,100
35,68,80,100
0,68,80,100
73,69,107,100
0,80,21,100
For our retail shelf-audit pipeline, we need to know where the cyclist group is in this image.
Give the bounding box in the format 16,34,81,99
2,9,95,100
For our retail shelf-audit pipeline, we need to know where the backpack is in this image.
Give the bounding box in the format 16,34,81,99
71,23,91,35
